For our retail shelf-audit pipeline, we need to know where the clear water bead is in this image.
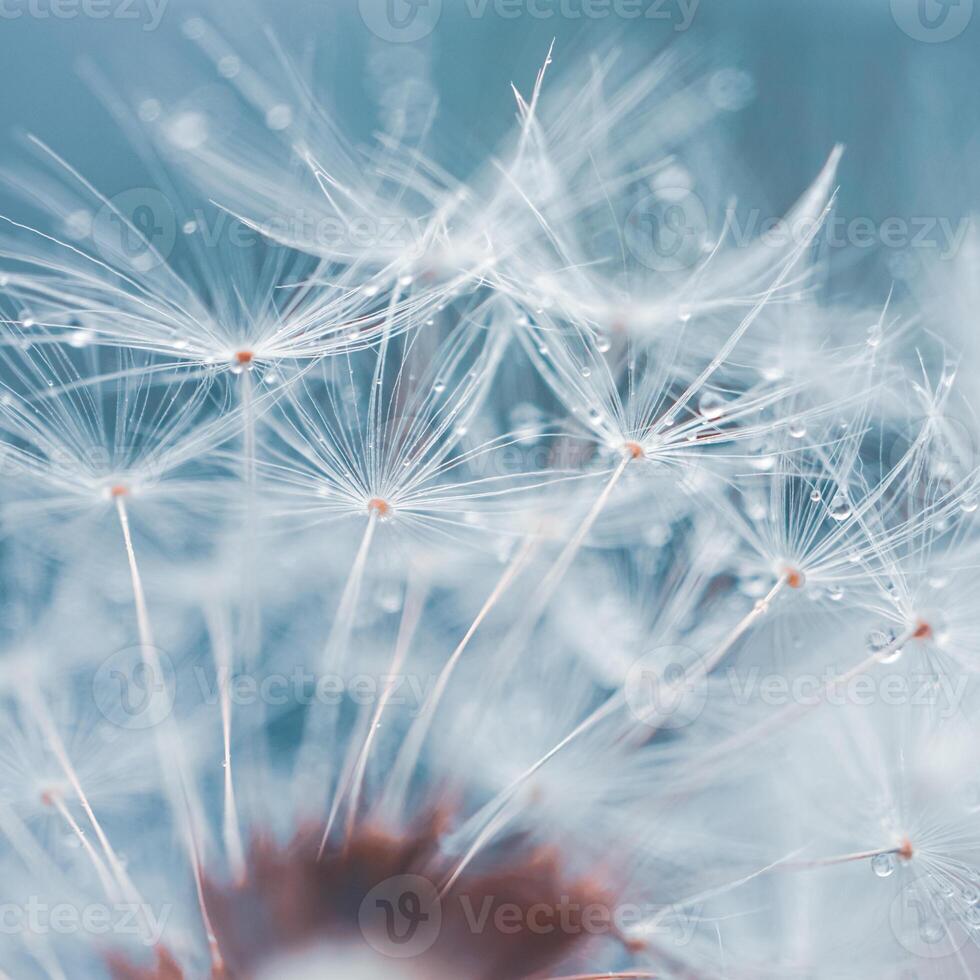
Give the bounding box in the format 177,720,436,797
867,627,902,663
266,104,293,131
827,492,852,521
698,391,727,421
871,853,896,878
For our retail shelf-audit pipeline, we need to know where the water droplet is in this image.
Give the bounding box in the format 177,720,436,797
376,588,403,613
826,584,844,602
962,884,980,905
64,209,92,239
581,367,592,378
595,335,611,354
166,111,208,150
809,489,822,502
138,98,162,123
182,220,198,234
960,495,977,513
68,329,93,348
788,420,807,439
964,907,980,929
827,492,852,522
181,16,205,38
432,380,446,394
866,627,902,663
872,853,896,878
266,104,293,131
866,324,881,348
698,391,727,421
217,55,241,78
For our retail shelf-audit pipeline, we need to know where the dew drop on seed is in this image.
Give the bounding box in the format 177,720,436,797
826,584,844,602
867,627,902,663
581,367,591,378
960,495,978,513
866,324,881,348
595,335,611,354
827,492,852,521
182,16,205,38
266,104,293,130
788,420,807,439
376,589,403,613
871,853,896,878
182,220,198,235
138,98,162,123
166,111,209,150
65,209,92,239
962,885,980,905
698,391,726,420
810,489,822,502
68,329,93,349
432,380,446,394
218,55,241,78
965,907,980,929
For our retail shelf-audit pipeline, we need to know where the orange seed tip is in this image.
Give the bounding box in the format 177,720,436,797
367,498,391,518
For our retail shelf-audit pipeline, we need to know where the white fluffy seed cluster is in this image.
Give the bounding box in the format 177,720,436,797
0,24,978,980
